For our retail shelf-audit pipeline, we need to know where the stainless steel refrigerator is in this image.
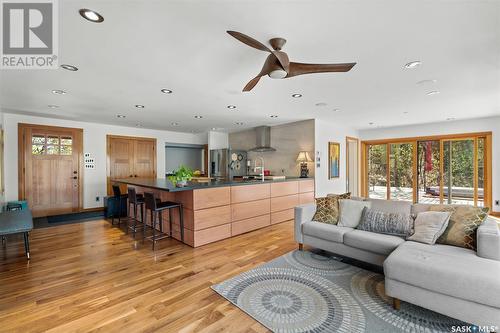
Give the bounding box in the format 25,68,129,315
210,149,247,179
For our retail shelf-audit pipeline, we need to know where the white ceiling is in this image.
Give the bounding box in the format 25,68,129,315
1,0,499,133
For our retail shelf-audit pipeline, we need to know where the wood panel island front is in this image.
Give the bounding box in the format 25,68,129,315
113,178,315,247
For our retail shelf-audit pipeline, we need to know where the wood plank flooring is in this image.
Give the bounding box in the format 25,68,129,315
0,219,297,332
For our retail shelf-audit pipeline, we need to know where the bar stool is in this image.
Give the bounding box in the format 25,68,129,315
111,185,128,226
143,192,184,250
127,188,145,237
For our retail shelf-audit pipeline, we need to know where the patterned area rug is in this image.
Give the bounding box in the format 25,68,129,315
212,250,468,333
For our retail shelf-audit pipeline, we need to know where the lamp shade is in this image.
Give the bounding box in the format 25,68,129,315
296,151,313,162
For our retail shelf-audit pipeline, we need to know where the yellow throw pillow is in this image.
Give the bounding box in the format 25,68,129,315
429,205,489,250
312,193,350,224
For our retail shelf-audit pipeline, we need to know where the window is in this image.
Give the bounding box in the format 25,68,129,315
32,134,73,156
362,133,491,208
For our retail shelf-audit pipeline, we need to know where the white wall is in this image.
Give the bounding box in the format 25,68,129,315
207,131,229,150
2,113,207,209
359,116,500,212
314,119,359,197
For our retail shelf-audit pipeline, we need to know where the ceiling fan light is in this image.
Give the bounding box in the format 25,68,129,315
268,69,287,79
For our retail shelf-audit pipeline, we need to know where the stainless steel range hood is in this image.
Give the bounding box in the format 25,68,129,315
249,126,276,152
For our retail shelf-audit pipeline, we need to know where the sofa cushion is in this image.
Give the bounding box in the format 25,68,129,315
368,198,412,215
384,241,500,308
357,207,413,238
407,211,451,244
344,229,405,255
313,193,350,224
338,199,371,228
429,205,489,250
302,221,354,243
303,221,353,243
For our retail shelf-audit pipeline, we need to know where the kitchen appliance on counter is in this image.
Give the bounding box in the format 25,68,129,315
210,149,247,179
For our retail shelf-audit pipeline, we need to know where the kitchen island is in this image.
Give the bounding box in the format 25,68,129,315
113,177,315,247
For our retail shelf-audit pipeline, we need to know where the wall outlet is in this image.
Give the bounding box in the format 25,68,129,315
495,200,499,206
96,196,100,202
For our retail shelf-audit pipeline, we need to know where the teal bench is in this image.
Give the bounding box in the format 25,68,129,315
0,210,33,259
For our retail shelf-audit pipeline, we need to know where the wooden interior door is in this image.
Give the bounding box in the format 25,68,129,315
20,124,83,217
133,139,156,178
107,136,157,195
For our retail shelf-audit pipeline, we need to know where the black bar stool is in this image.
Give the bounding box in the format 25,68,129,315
111,185,128,226
143,192,184,250
127,188,145,237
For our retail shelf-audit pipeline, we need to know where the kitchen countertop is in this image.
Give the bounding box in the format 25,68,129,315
113,177,313,192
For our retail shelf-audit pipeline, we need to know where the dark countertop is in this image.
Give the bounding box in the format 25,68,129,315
113,177,313,192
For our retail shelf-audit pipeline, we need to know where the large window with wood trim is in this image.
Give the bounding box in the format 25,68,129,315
362,132,492,208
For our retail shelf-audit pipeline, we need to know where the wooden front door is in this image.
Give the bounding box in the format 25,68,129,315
19,124,83,217
107,136,156,194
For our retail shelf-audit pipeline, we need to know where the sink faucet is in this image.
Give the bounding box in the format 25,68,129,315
254,156,265,182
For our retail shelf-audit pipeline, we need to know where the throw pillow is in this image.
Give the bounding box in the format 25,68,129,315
312,197,337,224
357,207,413,238
338,199,371,228
429,205,489,250
407,211,451,244
326,192,351,223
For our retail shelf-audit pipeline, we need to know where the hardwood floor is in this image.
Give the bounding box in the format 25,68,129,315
0,219,297,332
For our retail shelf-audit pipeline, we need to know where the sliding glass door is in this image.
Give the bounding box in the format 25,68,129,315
363,133,491,208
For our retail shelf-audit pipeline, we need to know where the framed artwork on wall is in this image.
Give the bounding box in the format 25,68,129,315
328,142,340,179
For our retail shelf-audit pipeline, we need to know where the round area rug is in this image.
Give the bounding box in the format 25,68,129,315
350,271,465,332
215,267,365,333
284,250,362,276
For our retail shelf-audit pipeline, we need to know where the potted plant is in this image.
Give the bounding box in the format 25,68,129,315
168,165,193,187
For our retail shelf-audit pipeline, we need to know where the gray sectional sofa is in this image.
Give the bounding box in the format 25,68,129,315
294,198,500,328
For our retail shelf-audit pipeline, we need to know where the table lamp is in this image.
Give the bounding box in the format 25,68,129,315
296,151,313,178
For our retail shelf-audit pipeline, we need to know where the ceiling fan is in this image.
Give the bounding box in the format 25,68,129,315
227,30,356,92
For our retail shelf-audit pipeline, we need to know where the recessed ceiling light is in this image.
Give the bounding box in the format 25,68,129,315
403,111,409,114
79,9,104,23
292,93,302,98
161,89,173,94
194,115,203,119
117,114,126,118
135,104,145,108
332,108,340,112
369,122,374,125
235,122,244,125
48,105,59,108
60,64,78,71
171,122,179,126
135,123,142,127
211,127,217,130
315,102,327,107
427,91,440,96
227,105,236,109
52,89,66,95
270,115,278,118
446,117,456,121
416,79,437,85
404,61,422,69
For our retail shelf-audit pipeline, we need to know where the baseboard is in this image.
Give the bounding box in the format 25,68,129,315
80,207,105,213
490,211,500,218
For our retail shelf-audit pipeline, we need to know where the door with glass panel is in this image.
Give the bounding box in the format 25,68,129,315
20,124,83,217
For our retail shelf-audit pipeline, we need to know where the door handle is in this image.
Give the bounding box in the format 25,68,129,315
72,176,77,180
73,171,78,174
134,175,138,177
129,175,133,177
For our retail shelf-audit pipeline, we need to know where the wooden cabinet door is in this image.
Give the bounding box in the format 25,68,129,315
22,125,82,217
133,139,156,178
108,138,134,194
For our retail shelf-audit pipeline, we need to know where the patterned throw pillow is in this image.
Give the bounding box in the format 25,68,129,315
313,193,351,224
326,192,351,224
357,207,413,238
429,205,489,250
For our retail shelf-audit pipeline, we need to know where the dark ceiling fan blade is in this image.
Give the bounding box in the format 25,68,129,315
272,51,290,73
227,31,271,52
241,54,276,92
286,62,356,78
243,76,263,92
